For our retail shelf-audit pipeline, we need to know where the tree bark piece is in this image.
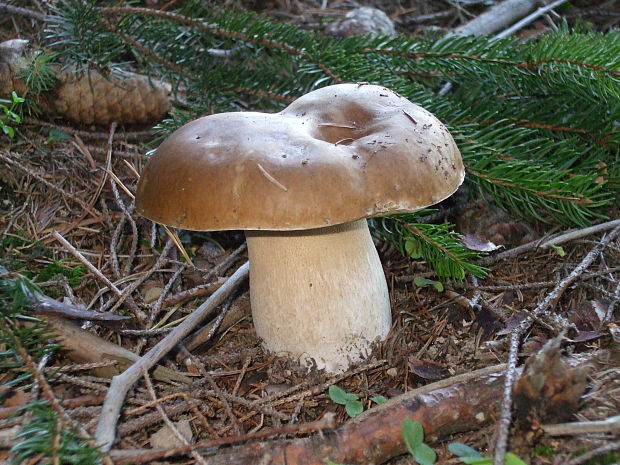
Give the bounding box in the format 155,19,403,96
45,316,189,382
198,351,608,465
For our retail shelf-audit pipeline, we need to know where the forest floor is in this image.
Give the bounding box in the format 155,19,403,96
1,1,619,464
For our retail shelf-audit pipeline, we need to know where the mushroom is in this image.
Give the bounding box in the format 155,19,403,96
136,84,464,372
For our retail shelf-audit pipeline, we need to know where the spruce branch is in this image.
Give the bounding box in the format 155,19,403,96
11,401,104,465
41,1,620,276
372,213,487,280
0,273,58,394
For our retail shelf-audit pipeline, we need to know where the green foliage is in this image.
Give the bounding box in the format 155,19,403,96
370,395,388,405
18,50,59,97
48,128,71,142
0,91,25,139
328,385,363,418
1,232,48,273
449,442,528,465
11,401,103,465
373,213,488,280
402,419,436,465
36,259,87,288
48,0,128,72
413,277,444,292
0,272,58,399
531,444,554,458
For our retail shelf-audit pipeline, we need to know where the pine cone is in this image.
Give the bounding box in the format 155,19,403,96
0,40,171,126
325,7,396,38
42,67,171,126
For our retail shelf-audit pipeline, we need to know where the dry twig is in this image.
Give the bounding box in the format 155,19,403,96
95,261,250,450
142,368,208,465
493,223,620,465
52,230,146,322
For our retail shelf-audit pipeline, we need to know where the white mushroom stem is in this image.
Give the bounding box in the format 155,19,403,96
245,218,392,373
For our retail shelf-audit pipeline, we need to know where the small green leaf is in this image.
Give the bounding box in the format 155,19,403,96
345,400,363,418
328,385,349,405
412,442,437,465
405,239,423,259
325,460,348,465
370,395,388,405
11,91,25,103
547,244,566,257
2,124,14,138
413,277,444,292
402,418,424,451
504,453,528,465
449,443,482,458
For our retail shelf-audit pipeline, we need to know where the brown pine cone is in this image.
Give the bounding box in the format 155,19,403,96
1,39,171,126
42,67,172,126
325,7,396,38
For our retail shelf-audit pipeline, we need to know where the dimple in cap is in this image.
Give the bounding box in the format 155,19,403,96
136,84,464,231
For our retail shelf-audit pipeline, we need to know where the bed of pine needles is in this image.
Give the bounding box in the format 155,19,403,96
1,1,619,464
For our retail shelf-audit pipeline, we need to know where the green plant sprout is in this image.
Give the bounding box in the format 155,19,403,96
37,259,87,288
328,386,389,419
402,419,437,465
449,442,528,465
370,395,388,405
0,91,25,138
328,385,363,418
413,276,444,292
547,244,566,257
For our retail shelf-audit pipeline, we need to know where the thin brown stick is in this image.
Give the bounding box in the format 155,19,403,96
232,356,252,398
0,319,114,465
51,231,145,321
109,412,337,464
149,263,187,323
162,277,226,307
142,368,208,465
95,261,250,450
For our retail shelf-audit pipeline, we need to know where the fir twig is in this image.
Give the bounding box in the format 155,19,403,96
0,317,111,464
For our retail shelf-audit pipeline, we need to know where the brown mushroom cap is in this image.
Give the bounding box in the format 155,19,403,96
136,84,464,231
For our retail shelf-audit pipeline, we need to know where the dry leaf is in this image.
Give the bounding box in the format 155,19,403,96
149,419,193,449
408,357,451,380
461,233,502,252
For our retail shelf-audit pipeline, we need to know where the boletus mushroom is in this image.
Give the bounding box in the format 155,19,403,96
136,84,464,372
